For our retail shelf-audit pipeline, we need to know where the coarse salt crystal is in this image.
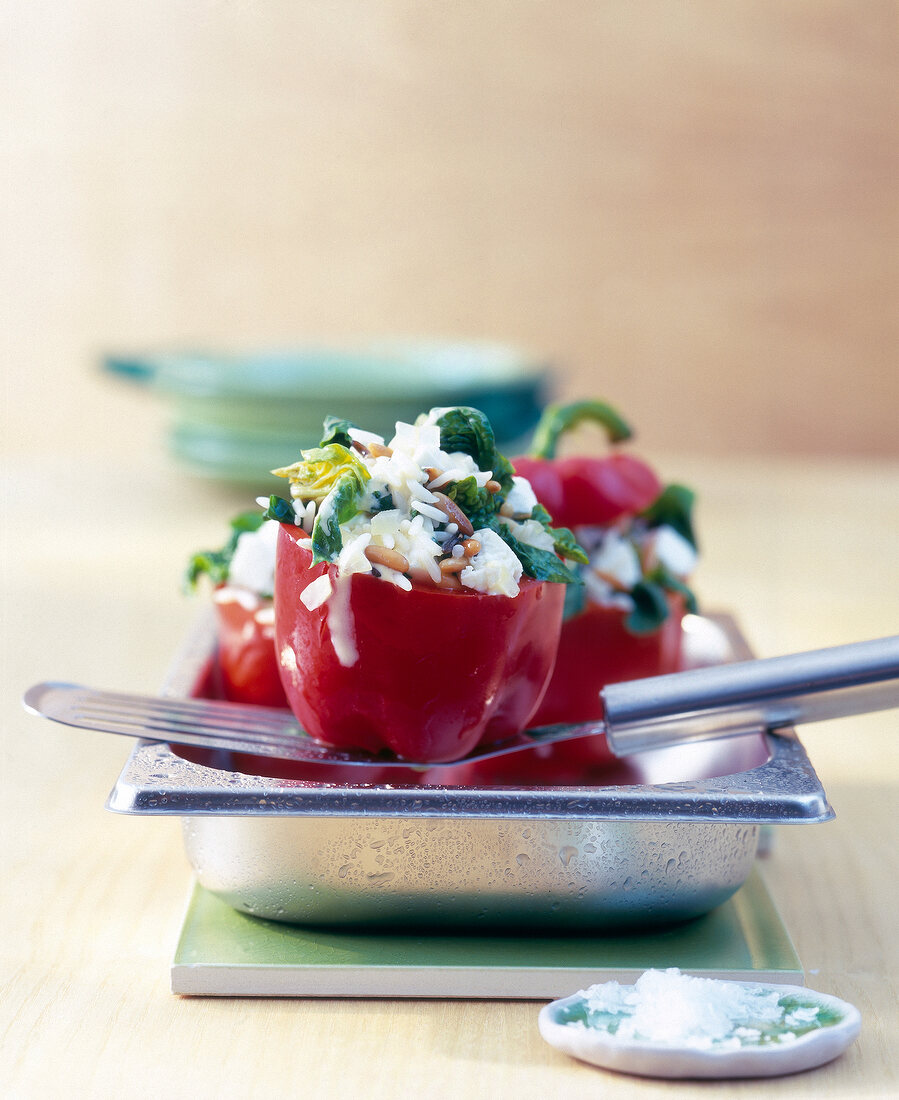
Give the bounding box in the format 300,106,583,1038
580,969,798,1049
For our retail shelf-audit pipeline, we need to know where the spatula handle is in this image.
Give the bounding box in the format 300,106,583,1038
602,635,899,755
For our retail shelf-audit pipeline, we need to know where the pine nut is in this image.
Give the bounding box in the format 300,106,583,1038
353,440,393,458
462,538,481,556
439,557,468,574
431,492,474,537
364,545,410,572
485,479,502,493
594,568,629,593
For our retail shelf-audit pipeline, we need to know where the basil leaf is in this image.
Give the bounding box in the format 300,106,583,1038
435,407,497,472
530,504,589,565
648,563,699,614
641,484,697,549
185,510,268,589
490,450,516,496
319,416,359,450
626,581,671,634
310,468,368,563
185,548,231,590
551,524,589,566
563,578,587,620
447,475,500,530
230,511,267,536
494,523,579,585
263,495,297,525
446,474,484,513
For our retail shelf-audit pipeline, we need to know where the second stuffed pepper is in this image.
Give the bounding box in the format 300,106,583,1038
512,400,700,771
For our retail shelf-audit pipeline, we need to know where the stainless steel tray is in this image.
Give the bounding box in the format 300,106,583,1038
108,613,832,930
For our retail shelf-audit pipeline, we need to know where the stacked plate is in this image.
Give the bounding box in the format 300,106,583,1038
105,341,550,487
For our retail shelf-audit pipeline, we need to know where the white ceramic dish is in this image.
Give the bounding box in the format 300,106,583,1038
538,975,861,1079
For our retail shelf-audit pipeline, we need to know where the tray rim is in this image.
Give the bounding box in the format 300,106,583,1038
106,611,833,824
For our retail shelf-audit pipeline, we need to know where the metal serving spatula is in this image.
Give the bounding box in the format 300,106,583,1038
23,634,899,767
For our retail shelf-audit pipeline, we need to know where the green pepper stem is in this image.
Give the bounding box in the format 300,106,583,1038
530,400,633,458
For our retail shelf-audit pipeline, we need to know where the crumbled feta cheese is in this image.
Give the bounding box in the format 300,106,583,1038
228,519,279,596
502,475,540,518
347,427,386,448
583,572,634,611
589,530,643,590
461,528,523,598
651,525,698,578
254,604,275,626
213,585,260,611
503,516,557,554
300,573,333,611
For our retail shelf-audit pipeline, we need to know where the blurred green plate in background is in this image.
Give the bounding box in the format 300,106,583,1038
105,341,551,488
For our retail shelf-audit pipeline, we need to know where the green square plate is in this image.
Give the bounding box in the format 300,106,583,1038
172,867,801,999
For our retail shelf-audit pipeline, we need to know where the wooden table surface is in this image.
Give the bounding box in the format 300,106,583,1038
2,441,897,1099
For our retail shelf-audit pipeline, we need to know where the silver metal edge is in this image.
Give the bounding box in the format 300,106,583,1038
105,613,834,824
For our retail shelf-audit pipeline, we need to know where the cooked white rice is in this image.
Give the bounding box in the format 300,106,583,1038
282,409,557,598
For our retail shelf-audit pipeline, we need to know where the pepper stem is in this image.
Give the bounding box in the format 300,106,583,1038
530,400,633,459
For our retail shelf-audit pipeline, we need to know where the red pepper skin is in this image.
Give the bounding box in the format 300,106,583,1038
442,597,685,783
555,454,662,527
213,590,288,708
513,454,661,529
530,597,685,763
274,526,565,763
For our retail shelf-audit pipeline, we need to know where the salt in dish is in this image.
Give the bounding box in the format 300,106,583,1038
538,968,860,1079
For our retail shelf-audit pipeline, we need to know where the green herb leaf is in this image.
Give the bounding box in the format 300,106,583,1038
435,407,498,473
319,416,359,450
530,504,589,565
263,495,297,525
185,548,231,590
648,563,699,614
641,483,697,549
310,468,369,563
446,475,500,529
446,474,485,513
563,579,587,620
494,523,579,585
550,524,590,566
185,511,267,590
490,450,517,496
626,581,671,634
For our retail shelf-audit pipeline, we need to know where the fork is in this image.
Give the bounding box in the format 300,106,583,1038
23,633,899,766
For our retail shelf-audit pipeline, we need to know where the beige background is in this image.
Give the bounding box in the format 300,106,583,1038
2,1,897,461
3,7,899,1094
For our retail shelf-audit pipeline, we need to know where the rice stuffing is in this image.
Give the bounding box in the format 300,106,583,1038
269,407,587,599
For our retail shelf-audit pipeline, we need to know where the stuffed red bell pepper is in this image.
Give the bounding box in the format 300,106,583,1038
186,513,287,708
264,406,586,763
511,400,700,771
